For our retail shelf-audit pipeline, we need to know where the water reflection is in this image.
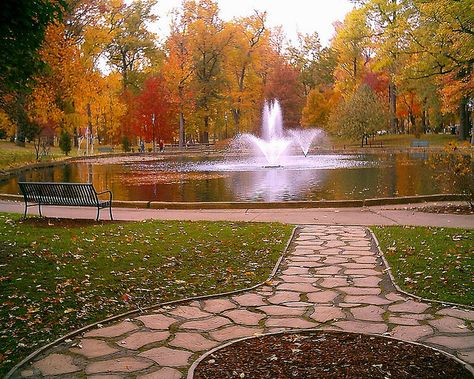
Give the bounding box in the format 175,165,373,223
0,153,458,202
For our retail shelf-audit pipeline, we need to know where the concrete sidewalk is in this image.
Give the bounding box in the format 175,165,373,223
0,200,473,228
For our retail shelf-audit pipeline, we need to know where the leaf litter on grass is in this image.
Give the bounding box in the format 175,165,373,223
0,214,292,376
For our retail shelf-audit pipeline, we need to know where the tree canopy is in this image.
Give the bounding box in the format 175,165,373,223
0,0,472,148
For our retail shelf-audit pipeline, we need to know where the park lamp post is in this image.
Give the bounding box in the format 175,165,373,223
152,113,156,152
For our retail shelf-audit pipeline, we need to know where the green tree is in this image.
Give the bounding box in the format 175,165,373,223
0,0,66,96
59,130,72,155
0,0,66,145
329,84,389,146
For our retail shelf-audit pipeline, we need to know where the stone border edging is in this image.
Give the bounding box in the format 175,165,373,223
5,226,298,379
368,228,474,310
0,193,467,210
186,329,474,378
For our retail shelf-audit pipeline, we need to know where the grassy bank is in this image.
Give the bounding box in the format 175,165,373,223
0,141,68,171
372,226,473,305
328,133,458,149
0,214,293,376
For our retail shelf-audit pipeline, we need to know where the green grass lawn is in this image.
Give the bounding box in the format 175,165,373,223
327,133,458,148
0,141,68,170
372,226,473,306
0,214,293,376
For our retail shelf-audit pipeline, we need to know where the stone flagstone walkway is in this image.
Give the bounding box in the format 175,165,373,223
15,225,474,378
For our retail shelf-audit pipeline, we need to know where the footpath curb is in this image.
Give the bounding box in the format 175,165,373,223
5,227,298,379
0,193,467,209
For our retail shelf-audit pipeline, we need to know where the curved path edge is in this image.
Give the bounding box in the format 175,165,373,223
10,225,474,378
5,228,297,379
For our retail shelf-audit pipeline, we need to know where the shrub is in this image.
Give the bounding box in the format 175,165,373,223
58,130,72,156
122,136,131,152
431,142,474,208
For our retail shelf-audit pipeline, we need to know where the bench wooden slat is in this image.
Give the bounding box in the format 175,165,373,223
18,182,113,220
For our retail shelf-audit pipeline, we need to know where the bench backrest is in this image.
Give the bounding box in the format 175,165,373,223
18,182,99,206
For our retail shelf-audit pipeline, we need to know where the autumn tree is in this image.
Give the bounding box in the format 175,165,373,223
302,86,340,128
402,0,474,141
134,76,177,149
104,0,159,90
163,6,198,147
329,84,389,146
185,0,233,143
264,58,305,128
288,32,323,96
332,8,372,97
225,11,267,134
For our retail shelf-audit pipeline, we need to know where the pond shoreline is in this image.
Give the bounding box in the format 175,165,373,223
0,145,462,181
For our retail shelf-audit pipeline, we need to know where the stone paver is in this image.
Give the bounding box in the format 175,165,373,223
119,331,170,350
333,320,388,334
86,357,153,374
33,354,80,376
209,325,262,342
138,367,183,379
390,325,434,341
138,347,192,367
19,225,474,378
350,305,385,322
310,306,345,322
202,298,237,313
84,321,138,338
223,309,265,325
70,339,119,358
169,332,220,351
136,314,177,330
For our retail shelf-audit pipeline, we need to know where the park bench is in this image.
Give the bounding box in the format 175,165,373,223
18,182,113,221
97,146,114,153
411,140,429,147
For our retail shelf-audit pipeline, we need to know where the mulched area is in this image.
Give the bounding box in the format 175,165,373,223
414,203,474,215
194,331,472,379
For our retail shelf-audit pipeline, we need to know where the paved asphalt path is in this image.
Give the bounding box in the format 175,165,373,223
0,200,473,228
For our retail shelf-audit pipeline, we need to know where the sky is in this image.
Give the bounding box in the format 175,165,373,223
149,0,355,47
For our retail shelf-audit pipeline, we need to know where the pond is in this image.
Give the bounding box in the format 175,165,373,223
0,152,455,202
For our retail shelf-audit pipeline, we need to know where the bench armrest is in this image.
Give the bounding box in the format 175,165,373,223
96,190,113,201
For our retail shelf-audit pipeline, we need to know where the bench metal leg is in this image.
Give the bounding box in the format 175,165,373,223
23,203,28,219
96,207,100,221
109,205,113,220
38,203,42,217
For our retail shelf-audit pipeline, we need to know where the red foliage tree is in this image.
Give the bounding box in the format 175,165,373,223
264,59,305,128
362,71,389,97
134,76,177,145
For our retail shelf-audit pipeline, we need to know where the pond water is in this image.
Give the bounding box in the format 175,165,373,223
0,152,455,202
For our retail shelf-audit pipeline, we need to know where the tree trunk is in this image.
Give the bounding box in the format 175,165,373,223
421,99,427,133
179,111,185,148
200,115,210,144
388,82,398,133
459,96,469,141
232,109,240,135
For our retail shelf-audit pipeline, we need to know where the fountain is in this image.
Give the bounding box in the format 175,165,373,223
288,128,324,157
235,99,322,167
